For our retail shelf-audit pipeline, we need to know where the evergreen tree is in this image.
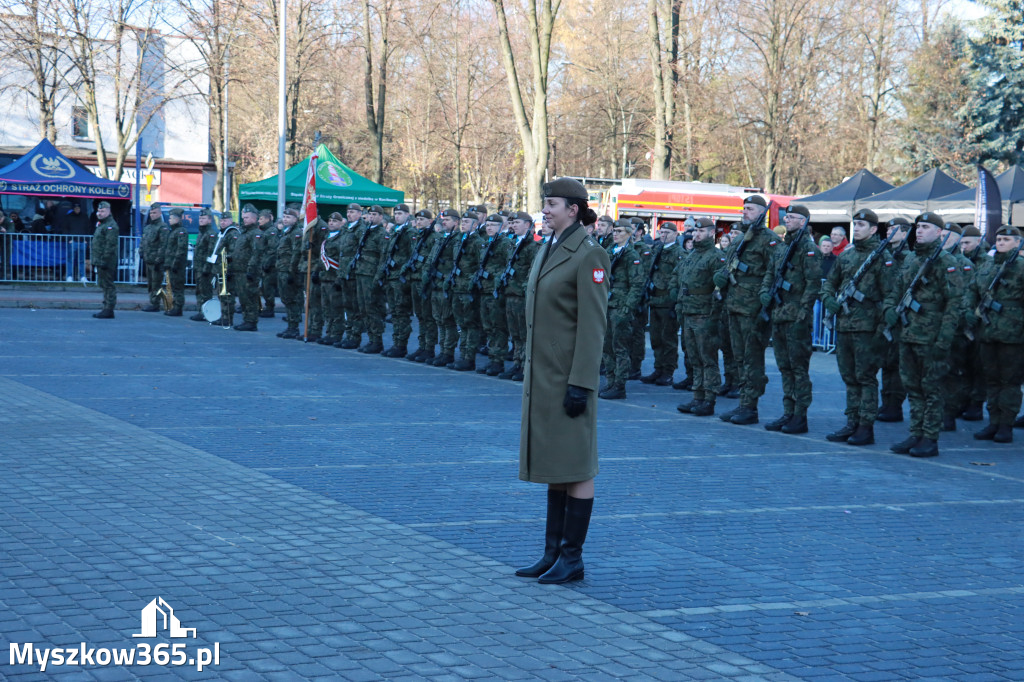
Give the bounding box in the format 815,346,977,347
967,0,1024,165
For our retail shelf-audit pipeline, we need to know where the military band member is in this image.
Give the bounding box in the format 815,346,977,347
214,212,241,327
299,213,327,342
878,217,911,422
883,212,959,457
500,212,540,381
257,209,280,318
336,204,366,348
407,210,438,362
161,207,190,316
675,217,726,416
958,226,991,421
640,221,683,386
966,226,1024,443
600,219,644,400
757,204,821,434
141,203,168,312
478,214,513,375
190,209,218,321
447,211,486,370
820,209,894,445
91,201,118,319
319,212,346,344
379,204,416,357
274,206,305,338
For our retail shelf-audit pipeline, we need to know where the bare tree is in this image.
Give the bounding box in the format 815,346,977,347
362,0,395,184
647,0,678,179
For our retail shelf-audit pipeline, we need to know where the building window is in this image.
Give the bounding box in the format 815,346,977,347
72,106,91,140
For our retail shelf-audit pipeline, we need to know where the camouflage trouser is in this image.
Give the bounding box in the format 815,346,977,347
452,292,482,362
432,289,458,356
943,332,971,418
386,278,413,347
965,339,986,405
146,262,163,305
682,313,721,403
630,307,647,372
481,292,508,361
322,277,345,339
771,315,813,417
899,342,946,440
603,308,633,389
982,342,1024,425
237,274,260,325
305,280,323,336
340,277,361,341
98,262,117,311
505,295,527,367
880,339,905,408
168,267,186,310
649,306,678,376
261,269,277,310
729,312,769,408
277,271,303,329
413,287,437,353
195,267,214,309
835,330,883,425
719,308,736,386
356,275,385,343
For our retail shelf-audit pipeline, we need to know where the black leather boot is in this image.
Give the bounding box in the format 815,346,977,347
994,425,1013,443
764,414,792,432
846,424,874,446
909,438,939,458
960,402,984,421
515,489,567,578
826,421,857,442
781,415,808,434
890,434,921,454
538,496,593,584
974,423,998,440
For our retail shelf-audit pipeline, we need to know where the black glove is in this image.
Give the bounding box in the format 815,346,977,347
563,385,589,418
333,282,342,292
246,273,256,283
312,272,321,285
286,275,296,286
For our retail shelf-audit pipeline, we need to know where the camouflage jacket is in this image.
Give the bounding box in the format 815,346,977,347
965,250,1024,344
883,242,960,347
820,235,896,333
758,229,821,323
674,238,726,316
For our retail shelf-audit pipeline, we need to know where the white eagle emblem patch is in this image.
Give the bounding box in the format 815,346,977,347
593,268,606,283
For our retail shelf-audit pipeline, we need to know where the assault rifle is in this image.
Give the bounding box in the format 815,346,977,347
445,234,472,299
637,242,665,313
824,227,902,330
495,234,528,298
399,218,438,284
882,232,962,341
966,247,1020,341
420,230,458,299
758,226,808,323
715,205,768,300
344,223,373,281
471,234,500,290
377,222,410,286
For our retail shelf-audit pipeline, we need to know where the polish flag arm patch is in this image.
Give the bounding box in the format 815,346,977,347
592,268,606,283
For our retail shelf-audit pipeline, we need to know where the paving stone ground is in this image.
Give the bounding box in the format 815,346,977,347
1,307,1022,681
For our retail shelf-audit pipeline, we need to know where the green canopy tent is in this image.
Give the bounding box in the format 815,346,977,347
237,144,403,215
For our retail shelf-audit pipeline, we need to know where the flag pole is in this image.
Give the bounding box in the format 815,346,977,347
302,131,321,341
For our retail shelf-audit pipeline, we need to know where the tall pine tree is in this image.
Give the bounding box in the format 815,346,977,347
967,0,1024,165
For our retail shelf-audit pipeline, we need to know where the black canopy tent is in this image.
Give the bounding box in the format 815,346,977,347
927,165,1024,224
855,168,969,222
797,169,894,222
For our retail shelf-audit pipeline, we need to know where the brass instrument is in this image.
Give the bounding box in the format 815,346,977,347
158,270,173,310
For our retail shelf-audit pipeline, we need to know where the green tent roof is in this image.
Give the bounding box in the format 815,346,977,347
238,144,404,208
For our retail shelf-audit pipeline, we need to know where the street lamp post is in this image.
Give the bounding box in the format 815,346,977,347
276,0,287,219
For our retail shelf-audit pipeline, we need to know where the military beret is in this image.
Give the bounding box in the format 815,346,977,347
743,194,767,208
597,215,614,224
514,211,533,223
852,209,878,225
786,205,809,220
169,207,185,217
241,203,258,214
395,204,410,213
461,211,477,220
199,208,214,218
542,177,588,201
440,208,460,219
962,226,982,237
282,207,299,218
286,202,302,212
914,212,944,228
97,201,111,210
659,222,678,232
498,210,511,218
368,205,383,214
996,226,1022,237
486,214,503,224
259,208,274,219
887,216,910,227
148,202,163,211
219,211,234,220
629,216,644,225
347,203,362,211
695,217,716,229
818,235,833,245
328,211,344,221
613,219,633,229
415,209,434,219
943,222,962,234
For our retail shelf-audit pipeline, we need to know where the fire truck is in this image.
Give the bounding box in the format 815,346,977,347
596,178,797,232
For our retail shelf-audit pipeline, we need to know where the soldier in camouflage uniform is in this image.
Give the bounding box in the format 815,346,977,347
406,210,437,362
757,204,821,434
424,209,461,366
296,214,325,341
939,222,973,431
378,204,416,357
713,196,781,425
716,230,738,397
600,219,644,399
640,221,683,386
820,209,895,446
257,209,280,318
141,203,168,312
477,214,513,375
190,209,218,321
594,215,614,249
213,213,240,327
353,206,387,353
965,226,1024,443
882,212,961,458
231,204,262,331
90,201,119,319
499,211,540,381
878,217,912,422
674,217,727,416
958,226,991,421
318,212,347,345
161,208,190,316
446,211,485,370
334,204,366,348
274,206,305,338
629,222,651,379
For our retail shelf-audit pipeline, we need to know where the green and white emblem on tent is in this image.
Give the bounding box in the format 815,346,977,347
318,161,352,187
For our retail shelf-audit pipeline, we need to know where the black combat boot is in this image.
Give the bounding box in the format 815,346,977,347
511,368,525,382
485,361,504,376
960,402,984,421
716,383,733,397
406,348,423,361
451,358,475,371
655,374,674,387
599,385,626,400
259,308,275,318
92,309,114,319
280,328,299,339
994,425,1014,443
164,307,183,317
640,371,661,384
730,406,759,425
234,322,257,331
627,369,642,381
142,304,160,312
846,424,874,446
515,489,567,578
538,496,593,584
941,414,957,432
726,387,742,400
909,438,939,457
974,423,998,440
417,350,436,364
319,336,336,345
764,414,793,432
877,403,904,422
676,399,700,414
890,434,921,454
360,341,384,354
826,421,857,442
302,334,321,343
781,415,808,434
719,405,741,422
190,312,205,321
691,401,715,417
1015,413,1024,429
498,364,520,380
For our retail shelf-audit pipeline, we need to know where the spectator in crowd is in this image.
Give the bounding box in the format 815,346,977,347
830,226,849,255
819,235,838,279
9,213,26,233
682,233,694,252
64,202,93,284
0,209,7,279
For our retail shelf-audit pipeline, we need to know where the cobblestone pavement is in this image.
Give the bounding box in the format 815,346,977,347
1,308,1022,681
